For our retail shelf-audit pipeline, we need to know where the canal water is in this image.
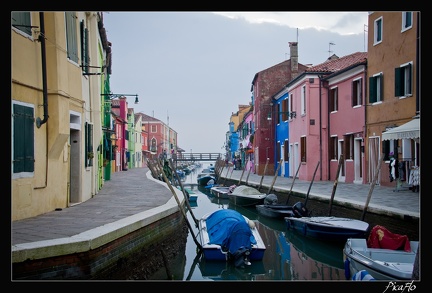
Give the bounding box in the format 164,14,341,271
150,162,347,281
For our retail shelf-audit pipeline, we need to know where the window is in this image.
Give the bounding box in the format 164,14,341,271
289,93,294,116
395,63,412,97
329,136,338,160
11,12,32,36
80,20,90,74
284,140,289,161
301,136,307,162
352,78,362,107
301,85,306,115
281,98,288,121
329,87,338,112
13,103,35,174
65,12,78,63
369,73,383,103
383,139,399,161
85,122,93,167
276,141,281,161
344,134,354,160
374,17,383,45
402,12,413,31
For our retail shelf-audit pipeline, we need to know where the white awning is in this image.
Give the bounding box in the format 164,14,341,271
382,118,420,141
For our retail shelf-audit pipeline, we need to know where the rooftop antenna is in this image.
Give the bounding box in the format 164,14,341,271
328,42,335,57
363,24,368,52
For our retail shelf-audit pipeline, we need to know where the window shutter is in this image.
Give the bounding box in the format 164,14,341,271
395,67,403,97
80,21,90,74
13,104,35,173
11,12,32,36
369,76,377,103
65,12,78,63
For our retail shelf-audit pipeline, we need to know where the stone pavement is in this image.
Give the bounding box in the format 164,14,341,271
12,166,420,249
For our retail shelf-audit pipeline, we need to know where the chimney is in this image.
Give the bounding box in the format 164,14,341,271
289,42,299,80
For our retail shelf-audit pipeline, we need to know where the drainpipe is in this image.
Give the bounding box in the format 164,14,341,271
34,12,48,189
318,76,323,180
36,12,49,128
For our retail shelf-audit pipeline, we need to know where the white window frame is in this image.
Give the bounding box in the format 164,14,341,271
401,12,413,32
373,16,383,45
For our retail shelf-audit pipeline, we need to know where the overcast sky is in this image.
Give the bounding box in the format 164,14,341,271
103,12,369,154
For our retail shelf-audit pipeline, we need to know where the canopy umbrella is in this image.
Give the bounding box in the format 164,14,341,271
382,118,420,141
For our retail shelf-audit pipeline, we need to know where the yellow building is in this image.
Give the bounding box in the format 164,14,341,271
365,12,420,187
12,12,110,220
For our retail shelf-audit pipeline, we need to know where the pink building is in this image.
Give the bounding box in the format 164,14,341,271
287,52,367,182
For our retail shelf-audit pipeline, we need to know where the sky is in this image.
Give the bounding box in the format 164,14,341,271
103,12,369,154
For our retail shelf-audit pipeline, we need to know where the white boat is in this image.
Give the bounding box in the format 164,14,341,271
209,185,236,199
229,185,267,207
198,209,266,267
343,226,419,280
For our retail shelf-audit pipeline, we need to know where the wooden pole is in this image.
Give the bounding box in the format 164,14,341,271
222,164,232,185
169,159,199,226
156,160,202,250
285,161,302,204
361,154,383,221
304,161,320,207
258,158,270,191
328,154,343,216
238,158,249,185
268,159,283,194
245,163,252,184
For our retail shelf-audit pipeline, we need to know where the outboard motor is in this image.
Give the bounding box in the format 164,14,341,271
264,194,278,205
292,202,309,218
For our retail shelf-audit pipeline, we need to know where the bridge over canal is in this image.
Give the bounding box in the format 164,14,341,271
173,153,223,162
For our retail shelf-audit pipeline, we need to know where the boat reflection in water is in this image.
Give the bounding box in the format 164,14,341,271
286,231,346,280
196,253,266,281
150,166,347,281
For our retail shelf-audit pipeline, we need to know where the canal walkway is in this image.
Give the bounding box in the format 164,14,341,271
12,165,420,261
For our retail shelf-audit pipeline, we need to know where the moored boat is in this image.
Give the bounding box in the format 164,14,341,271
284,202,369,242
229,185,267,207
343,225,419,280
210,185,236,199
256,194,295,219
198,209,266,267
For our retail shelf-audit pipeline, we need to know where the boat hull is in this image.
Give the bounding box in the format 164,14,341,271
198,210,266,265
256,205,294,218
343,238,419,280
284,216,369,242
197,175,216,186
229,185,267,207
210,186,231,199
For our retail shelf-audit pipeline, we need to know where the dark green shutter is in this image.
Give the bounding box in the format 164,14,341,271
12,12,32,35
395,67,403,97
13,104,34,173
369,76,377,103
80,20,89,74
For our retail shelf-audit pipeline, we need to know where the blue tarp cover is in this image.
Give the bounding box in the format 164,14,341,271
206,209,257,255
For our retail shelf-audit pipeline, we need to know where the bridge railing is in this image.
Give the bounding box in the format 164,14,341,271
173,153,222,161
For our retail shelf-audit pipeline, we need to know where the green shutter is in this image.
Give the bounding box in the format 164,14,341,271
13,104,34,173
12,12,32,35
65,12,78,63
395,67,403,97
369,76,377,103
80,20,90,74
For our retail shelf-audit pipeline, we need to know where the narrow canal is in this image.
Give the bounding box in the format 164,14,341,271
146,162,347,281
